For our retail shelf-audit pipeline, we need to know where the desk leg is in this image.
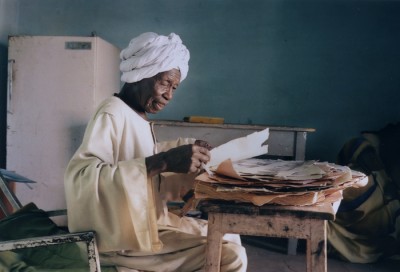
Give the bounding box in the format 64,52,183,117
287,238,298,255
205,212,224,272
306,220,327,272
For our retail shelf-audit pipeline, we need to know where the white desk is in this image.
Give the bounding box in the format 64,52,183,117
153,120,315,160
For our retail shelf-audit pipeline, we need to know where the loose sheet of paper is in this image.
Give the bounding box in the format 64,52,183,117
204,128,269,172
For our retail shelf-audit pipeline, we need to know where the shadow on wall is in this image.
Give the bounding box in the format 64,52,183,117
66,124,87,163
0,44,8,168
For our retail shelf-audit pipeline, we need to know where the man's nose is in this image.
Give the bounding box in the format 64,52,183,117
164,88,174,100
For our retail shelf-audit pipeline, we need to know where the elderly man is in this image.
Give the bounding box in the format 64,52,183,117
64,32,247,272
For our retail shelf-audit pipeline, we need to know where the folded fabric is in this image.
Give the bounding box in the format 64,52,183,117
120,32,190,83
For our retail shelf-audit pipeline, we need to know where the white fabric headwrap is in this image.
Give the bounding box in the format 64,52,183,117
120,32,190,83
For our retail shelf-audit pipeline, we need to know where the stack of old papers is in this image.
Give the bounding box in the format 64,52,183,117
194,158,367,206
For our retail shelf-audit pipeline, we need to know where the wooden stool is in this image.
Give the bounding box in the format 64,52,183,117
198,200,336,272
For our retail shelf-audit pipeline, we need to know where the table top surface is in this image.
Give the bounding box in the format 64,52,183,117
197,200,336,220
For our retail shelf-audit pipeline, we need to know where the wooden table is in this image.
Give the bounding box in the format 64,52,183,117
198,200,336,272
154,121,317,255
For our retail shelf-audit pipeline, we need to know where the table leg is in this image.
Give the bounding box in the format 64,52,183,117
205,212,224,272
306,220,327,272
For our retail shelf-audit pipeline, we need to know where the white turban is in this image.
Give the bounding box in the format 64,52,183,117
120,32,190,83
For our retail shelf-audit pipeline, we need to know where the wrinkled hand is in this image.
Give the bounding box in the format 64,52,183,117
194,140,213,151
164,144,211,174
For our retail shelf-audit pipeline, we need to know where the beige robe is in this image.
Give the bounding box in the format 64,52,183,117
64,96,247,272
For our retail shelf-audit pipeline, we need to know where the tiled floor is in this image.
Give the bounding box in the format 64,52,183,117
243,238,400,272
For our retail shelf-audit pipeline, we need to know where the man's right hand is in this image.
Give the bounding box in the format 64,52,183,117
145,144,211,177
164,144,211,173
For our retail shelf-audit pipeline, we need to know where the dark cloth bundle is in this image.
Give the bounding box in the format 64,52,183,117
328,123,400,263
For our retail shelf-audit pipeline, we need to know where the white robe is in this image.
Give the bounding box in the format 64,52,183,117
64,96,247,271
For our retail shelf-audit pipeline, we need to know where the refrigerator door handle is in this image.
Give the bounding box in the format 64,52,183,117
7,59,15,114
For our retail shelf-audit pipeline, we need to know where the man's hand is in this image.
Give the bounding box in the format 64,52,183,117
164,144,211,173
194,140,213,151
145,143,211,177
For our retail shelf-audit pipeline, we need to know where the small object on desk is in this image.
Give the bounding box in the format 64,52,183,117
183,116,224,124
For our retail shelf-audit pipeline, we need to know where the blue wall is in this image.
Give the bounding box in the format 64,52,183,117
1,0,400,166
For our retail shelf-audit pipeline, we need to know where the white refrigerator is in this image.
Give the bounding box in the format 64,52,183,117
7,36,121,212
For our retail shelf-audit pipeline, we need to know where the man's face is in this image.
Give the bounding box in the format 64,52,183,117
141,69,181,114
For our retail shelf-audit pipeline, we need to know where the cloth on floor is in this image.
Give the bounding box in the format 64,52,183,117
0,203,117,271
328,123,400,263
